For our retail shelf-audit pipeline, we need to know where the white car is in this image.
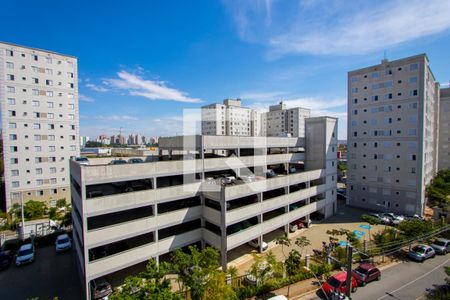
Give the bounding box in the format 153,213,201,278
75,157,90,165
55,234,72,252
15,244,35,266
248,239,269,251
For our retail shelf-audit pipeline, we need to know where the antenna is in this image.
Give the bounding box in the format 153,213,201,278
381,50,388,64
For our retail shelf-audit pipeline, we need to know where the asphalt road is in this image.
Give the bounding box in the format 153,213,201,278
0,245,83,300
352,253,450,300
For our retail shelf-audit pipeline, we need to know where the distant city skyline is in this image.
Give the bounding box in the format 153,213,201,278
1,1,450,140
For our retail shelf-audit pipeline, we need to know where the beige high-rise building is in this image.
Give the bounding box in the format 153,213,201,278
0,42,79,211
201,99,260,136
262,102,310,137
439,87,450,170
347,54,439,216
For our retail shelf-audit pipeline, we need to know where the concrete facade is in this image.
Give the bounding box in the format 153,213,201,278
262,102,311,137
347,54,440,216
438,88,450,170
70,117,337,299
0,42,80,210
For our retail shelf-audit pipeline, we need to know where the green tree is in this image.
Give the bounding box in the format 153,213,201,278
275,233,291,258
426,170,450,208
398,219,434,238
110,258,181,300
285,249,302,276
295,236,311,257
171,246,220,300
361,214,381,225
202,270,237,300
56,198,66,208
24,200,46,220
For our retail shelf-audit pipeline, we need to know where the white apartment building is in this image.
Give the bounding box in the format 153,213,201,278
347,54,440,216
70,117,337,299
262,102,311,137
0,42,80,210
201,99,260,136
439,87,450,170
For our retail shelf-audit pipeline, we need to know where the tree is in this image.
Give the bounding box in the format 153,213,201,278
202,270,237,300
275,233,291,258
85,141,104,148
110,258,181,300
426,170,450,208
285,249,302,276
171,246,220,300
361,214,381,225
295,236,311,257
56,198,66,208
398,219,433,238
24,200,46,220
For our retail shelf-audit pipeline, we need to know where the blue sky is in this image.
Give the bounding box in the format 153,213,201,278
2,0,450,140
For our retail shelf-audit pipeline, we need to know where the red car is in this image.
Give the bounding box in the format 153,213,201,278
351,263,381,286
322,271,358,296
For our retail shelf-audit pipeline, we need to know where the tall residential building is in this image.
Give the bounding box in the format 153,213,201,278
0,42,79,210
201,99,260,136
71,117,337,298
80,136,90,147
438,87,450,170
347,54,440,216
262,102,311,137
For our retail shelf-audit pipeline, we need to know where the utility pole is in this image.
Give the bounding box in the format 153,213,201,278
345,245,353,298
20,192,25,240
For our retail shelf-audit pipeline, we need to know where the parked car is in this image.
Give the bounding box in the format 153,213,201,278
75,157,90,165
368,213,390,224
288,167,297,174
351,263,381,286
322,271,358,296
431,238,450,255
408,244,436,262
382,213,404,225
128,158,144,164
0,250,13,270
109,159,127,165
248,239,269,251
15,244,35,266
55,234,72,252
91,278,113,300
289,218,310,232
266,169,277,178
238,175,257,183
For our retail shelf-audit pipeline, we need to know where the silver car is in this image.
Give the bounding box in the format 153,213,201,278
408,244,436,262
431,239,450,255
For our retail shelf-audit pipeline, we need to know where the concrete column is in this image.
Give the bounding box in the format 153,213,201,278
305,254,310,268
155,255,160,265
220,188,228,271
258,234,264,254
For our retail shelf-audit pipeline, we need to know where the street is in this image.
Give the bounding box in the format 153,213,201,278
353,254,449,300
0,245,83,300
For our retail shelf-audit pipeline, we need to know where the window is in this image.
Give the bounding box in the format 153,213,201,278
47,101,54,108
48,113,54,119
67,83,74,89
46,91,53,97
385,69,392,75
34,135,41,141
409,115,417,123
32,89,39,95
46,68,53,75
6,62,14,69
49,146,56,152
36,179,44,186
372,95,379,101
9,134,17,141
410,90,418,96
68,114,74,120
46,57,52,64
353,109,358,115
12,181,20,188
49,135,55,141
33,123,41,129
48,124,55,130
352,87,358,93
8,110,16,117
36,190,44,196
372,71,380,78
46,79,53,86
351,120,358,126
67,93,74,99
8,98,16,105
32,54,38,61
32,100,40,107
50,178,57,184
6,74,15,81
10,158,18,164
70,145,76,151
6,50,13,56
408,141,417,149
7,86,15,93
11,170,19,176
385,93,392,99
409,154,417,161
410,63,418,71
10,146,18,152
409,102,418,109
36,168,43,175
409,76,418,83
35,146,42,152
67,72,74,78
68,103,74,109
32,77,39,84
351,76,358,82
408,129,417,136
50,167,56,174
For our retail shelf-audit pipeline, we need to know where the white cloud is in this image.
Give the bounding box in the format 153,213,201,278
86,115,138,121
86,83,108,92
239,91,286,101
224,0,450,56
249,97,346,111
105,71,202,103
79,93,95,103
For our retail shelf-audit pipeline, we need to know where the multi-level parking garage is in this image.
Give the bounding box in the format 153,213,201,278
70,117,337,298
